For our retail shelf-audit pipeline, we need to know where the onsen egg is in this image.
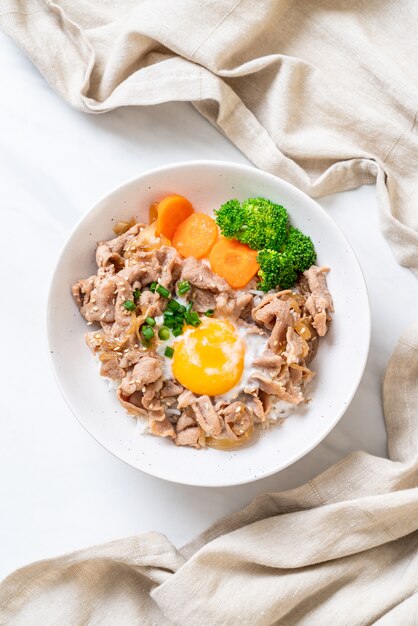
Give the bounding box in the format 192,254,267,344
171,318,245,396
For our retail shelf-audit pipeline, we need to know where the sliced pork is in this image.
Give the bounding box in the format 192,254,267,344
175,426,202,448
192,396,222,436
100,358,125,380
217,401,253,438
96,223,143,270
303,266,334,336
180,257,230,293
191,287,217,312
252,291,292,329
161,380,183,398
283,327,307,364
120,356,162,396
215,291,253,320
149,417,175,439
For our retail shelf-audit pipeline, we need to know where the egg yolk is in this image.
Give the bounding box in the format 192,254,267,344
172,318,245,396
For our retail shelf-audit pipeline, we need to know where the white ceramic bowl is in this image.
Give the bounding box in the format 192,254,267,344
48,161,370,487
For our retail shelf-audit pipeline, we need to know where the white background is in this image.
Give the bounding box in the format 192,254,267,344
1,31,418,580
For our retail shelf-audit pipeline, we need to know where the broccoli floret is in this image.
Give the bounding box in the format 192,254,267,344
257,249,297,292
215,197,288,251
214,199,247,239
285,226,316,272
239,197,288,251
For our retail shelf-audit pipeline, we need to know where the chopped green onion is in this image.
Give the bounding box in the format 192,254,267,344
133,289,141,301
156,284,170,298
123,300,136,311
177,280,190,295
149,282,157,292
158,326,170,341
145,316,156,327
162,298,202,330
164,346,174,358
142,337,151,348
166,299,180,312
185,311,201,327
204,309,214,317
142,326,154,340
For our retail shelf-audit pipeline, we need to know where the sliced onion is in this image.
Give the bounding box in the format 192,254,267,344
99,350,119,362
149,202,159,223
294,320,311,340
95,313,137,352
281,291,305,313
207,421,254,450
289,363,314,376
113,218,136,236
126,221,170,255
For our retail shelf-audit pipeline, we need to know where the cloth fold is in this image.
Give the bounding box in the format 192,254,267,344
1,1,418,624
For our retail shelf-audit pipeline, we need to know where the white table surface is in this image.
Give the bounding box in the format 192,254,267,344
1,31,418,580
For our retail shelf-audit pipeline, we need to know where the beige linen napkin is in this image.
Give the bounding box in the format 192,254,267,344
1,1,418,624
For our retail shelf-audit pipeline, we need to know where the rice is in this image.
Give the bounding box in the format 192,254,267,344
268,399,293,421
136,418,149,434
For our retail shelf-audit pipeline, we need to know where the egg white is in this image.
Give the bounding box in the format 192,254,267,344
214,322,269,403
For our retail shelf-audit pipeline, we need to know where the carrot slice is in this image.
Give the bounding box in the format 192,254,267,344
209,237,260,289
172,213,218,259
155,195,194,239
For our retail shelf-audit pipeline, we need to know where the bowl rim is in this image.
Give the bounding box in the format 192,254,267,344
47,159,371,486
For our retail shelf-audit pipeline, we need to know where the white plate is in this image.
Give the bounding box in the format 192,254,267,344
48,161,370,487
